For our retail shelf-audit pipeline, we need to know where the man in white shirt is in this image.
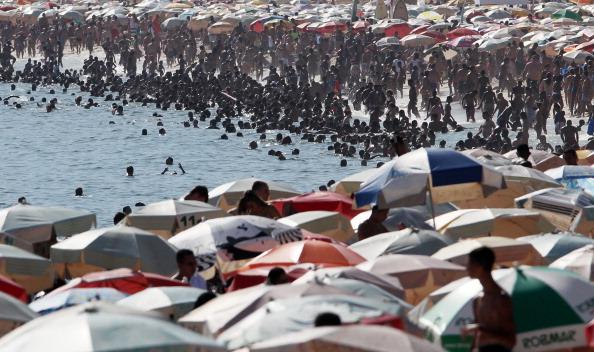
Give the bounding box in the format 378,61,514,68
172,249,207,289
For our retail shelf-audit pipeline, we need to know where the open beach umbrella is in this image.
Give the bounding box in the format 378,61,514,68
0,291,37,338
552,8,582,21
330,168,380,196
454,165,561,209
355,148,505,210
218,295,409,349
226,264,313,291
564,49,592,64
208,178,300,211
519,232,594,264
446,27,479,39
351,207,434,233
187,15,210,31
431,208,556,239
432,236,544,266
349,228,454,260
0,275,26,302
0,302,225,352
272,191,362,219
477,37,510,51
572,205,594,236
249,325,444,352
117,286,205,319
293,266,405,299
169,215,304,277
0,244,54,294
125,200,227,239
545,165,594,193
419,266,594,352
400,34,436,47
162,16,187,30
47,268,186,296
278,211,355,243
29,287,126,315
447,35,480,48
375,36,401,47
207,21,235,34
515,188,594,231
0,204,96,257
550,244,594,281
417,10,442,21
243,240,365,269
357,254,466,304
503,150,565,172
50,226,178,278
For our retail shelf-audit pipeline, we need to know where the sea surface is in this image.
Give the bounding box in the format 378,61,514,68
0,54,586,225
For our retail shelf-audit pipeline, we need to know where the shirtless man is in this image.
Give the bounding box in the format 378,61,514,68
522,54,541,91
561,120,579,149
463,247,516,352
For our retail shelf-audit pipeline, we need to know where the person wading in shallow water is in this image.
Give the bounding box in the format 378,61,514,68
463,247,516,352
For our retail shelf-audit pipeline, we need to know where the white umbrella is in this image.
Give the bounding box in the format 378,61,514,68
278,211,355,243
550,244,594,281
376,36,401,47
162,16,188,30
29,288,127,315
0,204,96,257
0,292,37,338
519,232,594,264
208,178,300,211
564,49,592,64
0,302,225,351
125,200,227,239
117,286,205,319
50,226,178,278
400,34,436,47
0,244,54,294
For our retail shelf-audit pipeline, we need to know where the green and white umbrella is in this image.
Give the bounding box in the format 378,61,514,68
420,267,594,352
117,286,206,320
50,226,178,278
0,302,225,352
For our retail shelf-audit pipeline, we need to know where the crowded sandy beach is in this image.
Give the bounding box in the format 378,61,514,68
3,0,594,351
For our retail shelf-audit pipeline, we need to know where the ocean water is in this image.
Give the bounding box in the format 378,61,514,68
0,54,587,226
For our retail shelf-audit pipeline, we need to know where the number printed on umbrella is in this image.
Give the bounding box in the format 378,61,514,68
576,296,594,313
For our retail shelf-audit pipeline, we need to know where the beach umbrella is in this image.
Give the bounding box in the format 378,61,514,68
208,177,300,211
417,10,442,22
352,19,368,31
165,2,192,9
315,20,347,33
419,266,594,351
515,188,594,231
375,36,401,47
331,168,380,196
124,200,226,239
207,21,235,34
249,325,444,352
354,148,505,210
575,39,594,53
552,9,582,21
58,10,84,23
272,191,362,219
352,205,449,233
485,8,512,19
278,211,354,243
550,244,594,281
576,150,594,165
50,226,178,278
422,30,447,43
545,165,594,192
0,291,37,338
446,35,480,48
243,240,365,269
117,286,205,319
454,165,561,208
169,215,304,277
294,266,405,299
357,254,466,304
504,149,565,172
445,27,479,39
518,232,594,264
383,21,411,37
572,205,594,236
349,228,453,260
432,208,555,239
401,34,436,47
0,302,225,352
432,236,544,266
47,268,186,296
187,15,210,31
477,37,509,51
218,295,408,349
564,49,592,64
162,16,187,30
0,204,96,257
0,244,54,294
29,287,126,315
0,276,26,303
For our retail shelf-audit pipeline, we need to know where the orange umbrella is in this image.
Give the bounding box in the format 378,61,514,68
243,240,365,269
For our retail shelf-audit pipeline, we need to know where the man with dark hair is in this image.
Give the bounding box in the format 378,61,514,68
113,212,126,225
252,181,271,201
513,144,532,168
563,149,578,166
358,206,388,240
463,247,516,352
185,185,209,202
265,267,289,285
173,249,206,289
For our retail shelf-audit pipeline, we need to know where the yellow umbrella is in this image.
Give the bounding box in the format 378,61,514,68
432,236,544,267
417,10,442,22
278,211,355,243
165,2,192,9
431,208,556,239
0,244,54,294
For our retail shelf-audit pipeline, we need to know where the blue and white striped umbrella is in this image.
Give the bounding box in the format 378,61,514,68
545,165,594,194
355,148,505,208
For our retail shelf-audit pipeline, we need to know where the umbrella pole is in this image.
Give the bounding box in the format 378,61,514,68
428,185,436,229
